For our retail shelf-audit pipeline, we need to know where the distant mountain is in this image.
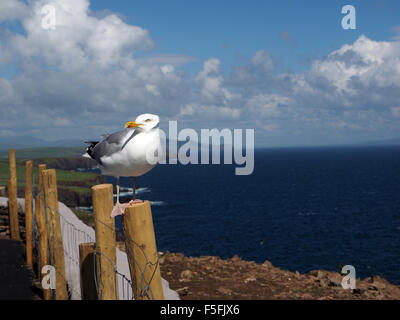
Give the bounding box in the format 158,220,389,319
359,137,400,146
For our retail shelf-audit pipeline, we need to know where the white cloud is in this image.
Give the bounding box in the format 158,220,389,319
251,50,274,72
0,0,193,138
11,0,155,71
195,58,224,100
179,103,241,120
195,58,239,105
145,84,160,96
161,64,174,74
138,55,196,68
228,50,275,87
196,58,221,79
0,1,399,146
0,0,28,22
245,94,292,117
285,35,400,109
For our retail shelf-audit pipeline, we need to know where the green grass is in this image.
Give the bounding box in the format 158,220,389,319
0,158,102,207
71,208,95,227
0,147,85,159
0,151,104,228
64,185,91,195
0,159,99,187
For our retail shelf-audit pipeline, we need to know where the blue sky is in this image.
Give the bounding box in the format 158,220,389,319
0,0,400,147
88,0,400,73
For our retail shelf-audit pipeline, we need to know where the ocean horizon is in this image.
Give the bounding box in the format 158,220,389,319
96,145,400,285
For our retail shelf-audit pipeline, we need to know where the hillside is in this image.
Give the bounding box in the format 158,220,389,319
0,147,86,159
0,158,104,207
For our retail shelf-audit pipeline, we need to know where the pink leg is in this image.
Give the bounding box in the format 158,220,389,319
110,176,143,217
111,201,140,217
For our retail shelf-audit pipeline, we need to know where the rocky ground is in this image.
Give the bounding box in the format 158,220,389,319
157,252,400,300
2,204,399,300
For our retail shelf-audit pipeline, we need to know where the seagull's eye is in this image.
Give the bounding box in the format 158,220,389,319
145,119,151,122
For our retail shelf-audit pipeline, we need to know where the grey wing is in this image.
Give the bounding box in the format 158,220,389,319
91,129,136,164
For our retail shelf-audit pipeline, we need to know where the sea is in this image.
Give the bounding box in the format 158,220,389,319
84,145,400,285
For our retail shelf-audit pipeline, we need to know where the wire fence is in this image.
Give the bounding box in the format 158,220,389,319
34,181,133,300
4,165,163,300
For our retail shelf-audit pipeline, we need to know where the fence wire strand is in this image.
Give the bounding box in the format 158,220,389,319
21,174,161,300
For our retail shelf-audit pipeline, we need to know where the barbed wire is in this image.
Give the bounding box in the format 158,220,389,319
2,170,162,301
37,188,128,300
28,174,160,301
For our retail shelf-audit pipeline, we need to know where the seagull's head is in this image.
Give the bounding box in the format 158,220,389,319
125,113,160,132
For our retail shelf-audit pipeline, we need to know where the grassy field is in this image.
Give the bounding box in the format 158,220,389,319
0,160,98,187
0,156,103,205
0,147,104,226
0,146,85,159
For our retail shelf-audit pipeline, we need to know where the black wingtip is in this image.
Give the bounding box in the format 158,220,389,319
84,141,99,160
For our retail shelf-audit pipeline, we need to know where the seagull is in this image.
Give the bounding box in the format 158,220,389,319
83,114,161,217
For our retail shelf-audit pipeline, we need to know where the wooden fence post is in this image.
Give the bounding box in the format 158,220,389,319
9,148,17,181
42,169,68,300
123,201,164,300
79,242,98,300
37,164,47,197
34,164,51,299
25,160,33,268
35,164,47,271
92,184,118,300
35,195,51,300
8,149,20,240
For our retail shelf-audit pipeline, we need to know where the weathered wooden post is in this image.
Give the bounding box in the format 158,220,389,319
34,164,51,299
8,149,20,240
0,186,5,196
9,148,17,181
37,164,46,198
25,160,33,268
123,201,164,300
92,184,118,300
35,196,51,300
79,242,98,300
42,169,68,300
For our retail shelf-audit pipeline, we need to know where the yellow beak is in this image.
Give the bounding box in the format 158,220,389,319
125,121,142,128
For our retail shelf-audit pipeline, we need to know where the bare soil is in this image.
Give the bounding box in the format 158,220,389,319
156,251,400,300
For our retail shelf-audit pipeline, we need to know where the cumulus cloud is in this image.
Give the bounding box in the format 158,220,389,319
194,58,239,105
14,0,155,70
228,50,276,89
245,94,292,118
0,0,399,146
0,0,195,139
136,55,197,68
0,0,29,22
251,50,274,72
282,35,400,111
179,103,241,121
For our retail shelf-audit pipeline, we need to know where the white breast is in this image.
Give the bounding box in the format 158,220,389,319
100,130,161,177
